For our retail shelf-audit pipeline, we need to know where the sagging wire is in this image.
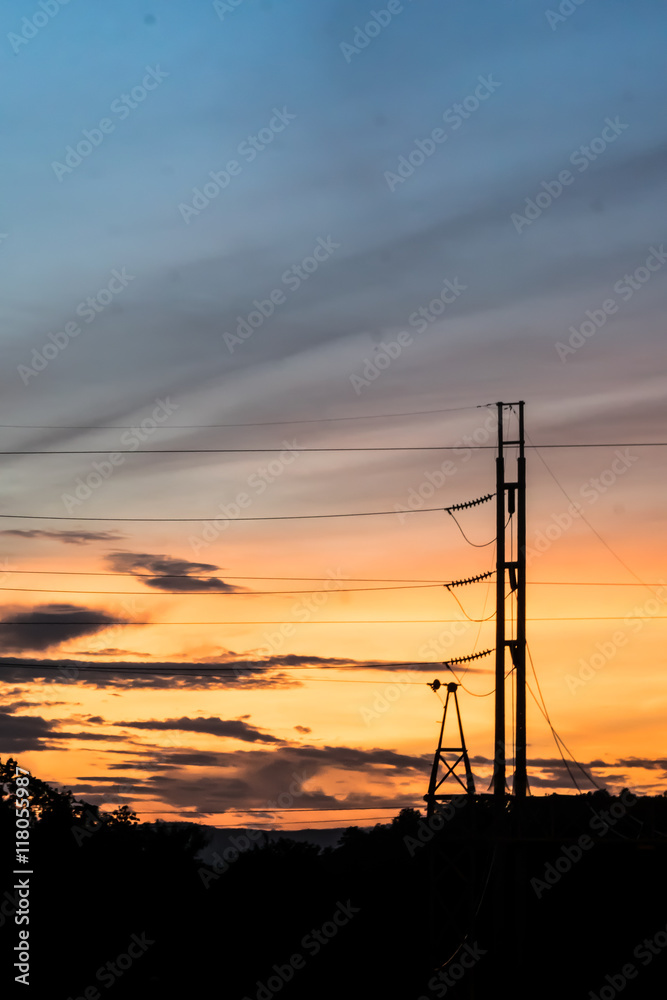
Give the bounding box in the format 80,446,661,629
430,848,497,974
444,493,496,548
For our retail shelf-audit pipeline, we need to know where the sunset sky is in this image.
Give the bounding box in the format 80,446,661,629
1,0,666,827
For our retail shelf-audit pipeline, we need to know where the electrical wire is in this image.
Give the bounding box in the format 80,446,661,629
0,506,479,523
0,616,662,624
1,442,667,454
0,583,446,596
431,849,497,973
526,430,661,598
446,510,495,547
0,403,484,430
0,570,660,586
526,643,602,791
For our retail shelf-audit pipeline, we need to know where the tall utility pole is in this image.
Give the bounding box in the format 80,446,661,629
492,401,528,799
514,402,527,798
493,403,506,798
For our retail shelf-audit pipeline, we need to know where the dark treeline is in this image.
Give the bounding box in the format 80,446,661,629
1,759,666,998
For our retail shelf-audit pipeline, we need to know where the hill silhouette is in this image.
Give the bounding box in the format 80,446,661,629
1,759,666,997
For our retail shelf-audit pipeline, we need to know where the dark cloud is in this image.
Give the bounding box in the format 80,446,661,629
613,757,667,771
295,726,311,734
94,744,434,817
0,712,55,751
4,699,69,713
0,657,301,690
0,529,124,545
76,648,144,657
106,751,226,770
0,605,120,653
0,712,128,752
105,551,245,593
145,774,253,814
0,648,451,691
116,717,283,744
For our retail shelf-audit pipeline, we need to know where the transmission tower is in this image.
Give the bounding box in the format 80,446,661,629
424,680,476,817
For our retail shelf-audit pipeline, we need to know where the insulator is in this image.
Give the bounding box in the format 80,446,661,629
446,570,494,589
442,648,493,666
445,492,495,513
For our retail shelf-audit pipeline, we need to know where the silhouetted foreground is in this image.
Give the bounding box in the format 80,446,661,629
1,759,666,998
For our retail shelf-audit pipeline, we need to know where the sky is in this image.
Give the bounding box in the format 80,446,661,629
1,0,666,828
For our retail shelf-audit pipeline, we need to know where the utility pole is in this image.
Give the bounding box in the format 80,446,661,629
493,402,506,798
492,401,528,799
513,401,527,798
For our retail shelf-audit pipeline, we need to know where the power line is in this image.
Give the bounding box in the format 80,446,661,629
0,442,666,454
527,643,603,792
0,506,473,523
0,403,481,430
0,570,462,581
0,583,447,596
0,570,660,586
527,432,661,598
0,573,497,597
0,660,445,673
0,616,661,624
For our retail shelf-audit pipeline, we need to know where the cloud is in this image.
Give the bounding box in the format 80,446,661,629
0,713,126,752
75,648,143,657
105,551,245,593
0,648,448,691
0,712,56,751
0,529,124,545
115,716,283,744
95,744,433,817
295,726,311,734
0,656,301,690
0,605,120,652
4,699,69,713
